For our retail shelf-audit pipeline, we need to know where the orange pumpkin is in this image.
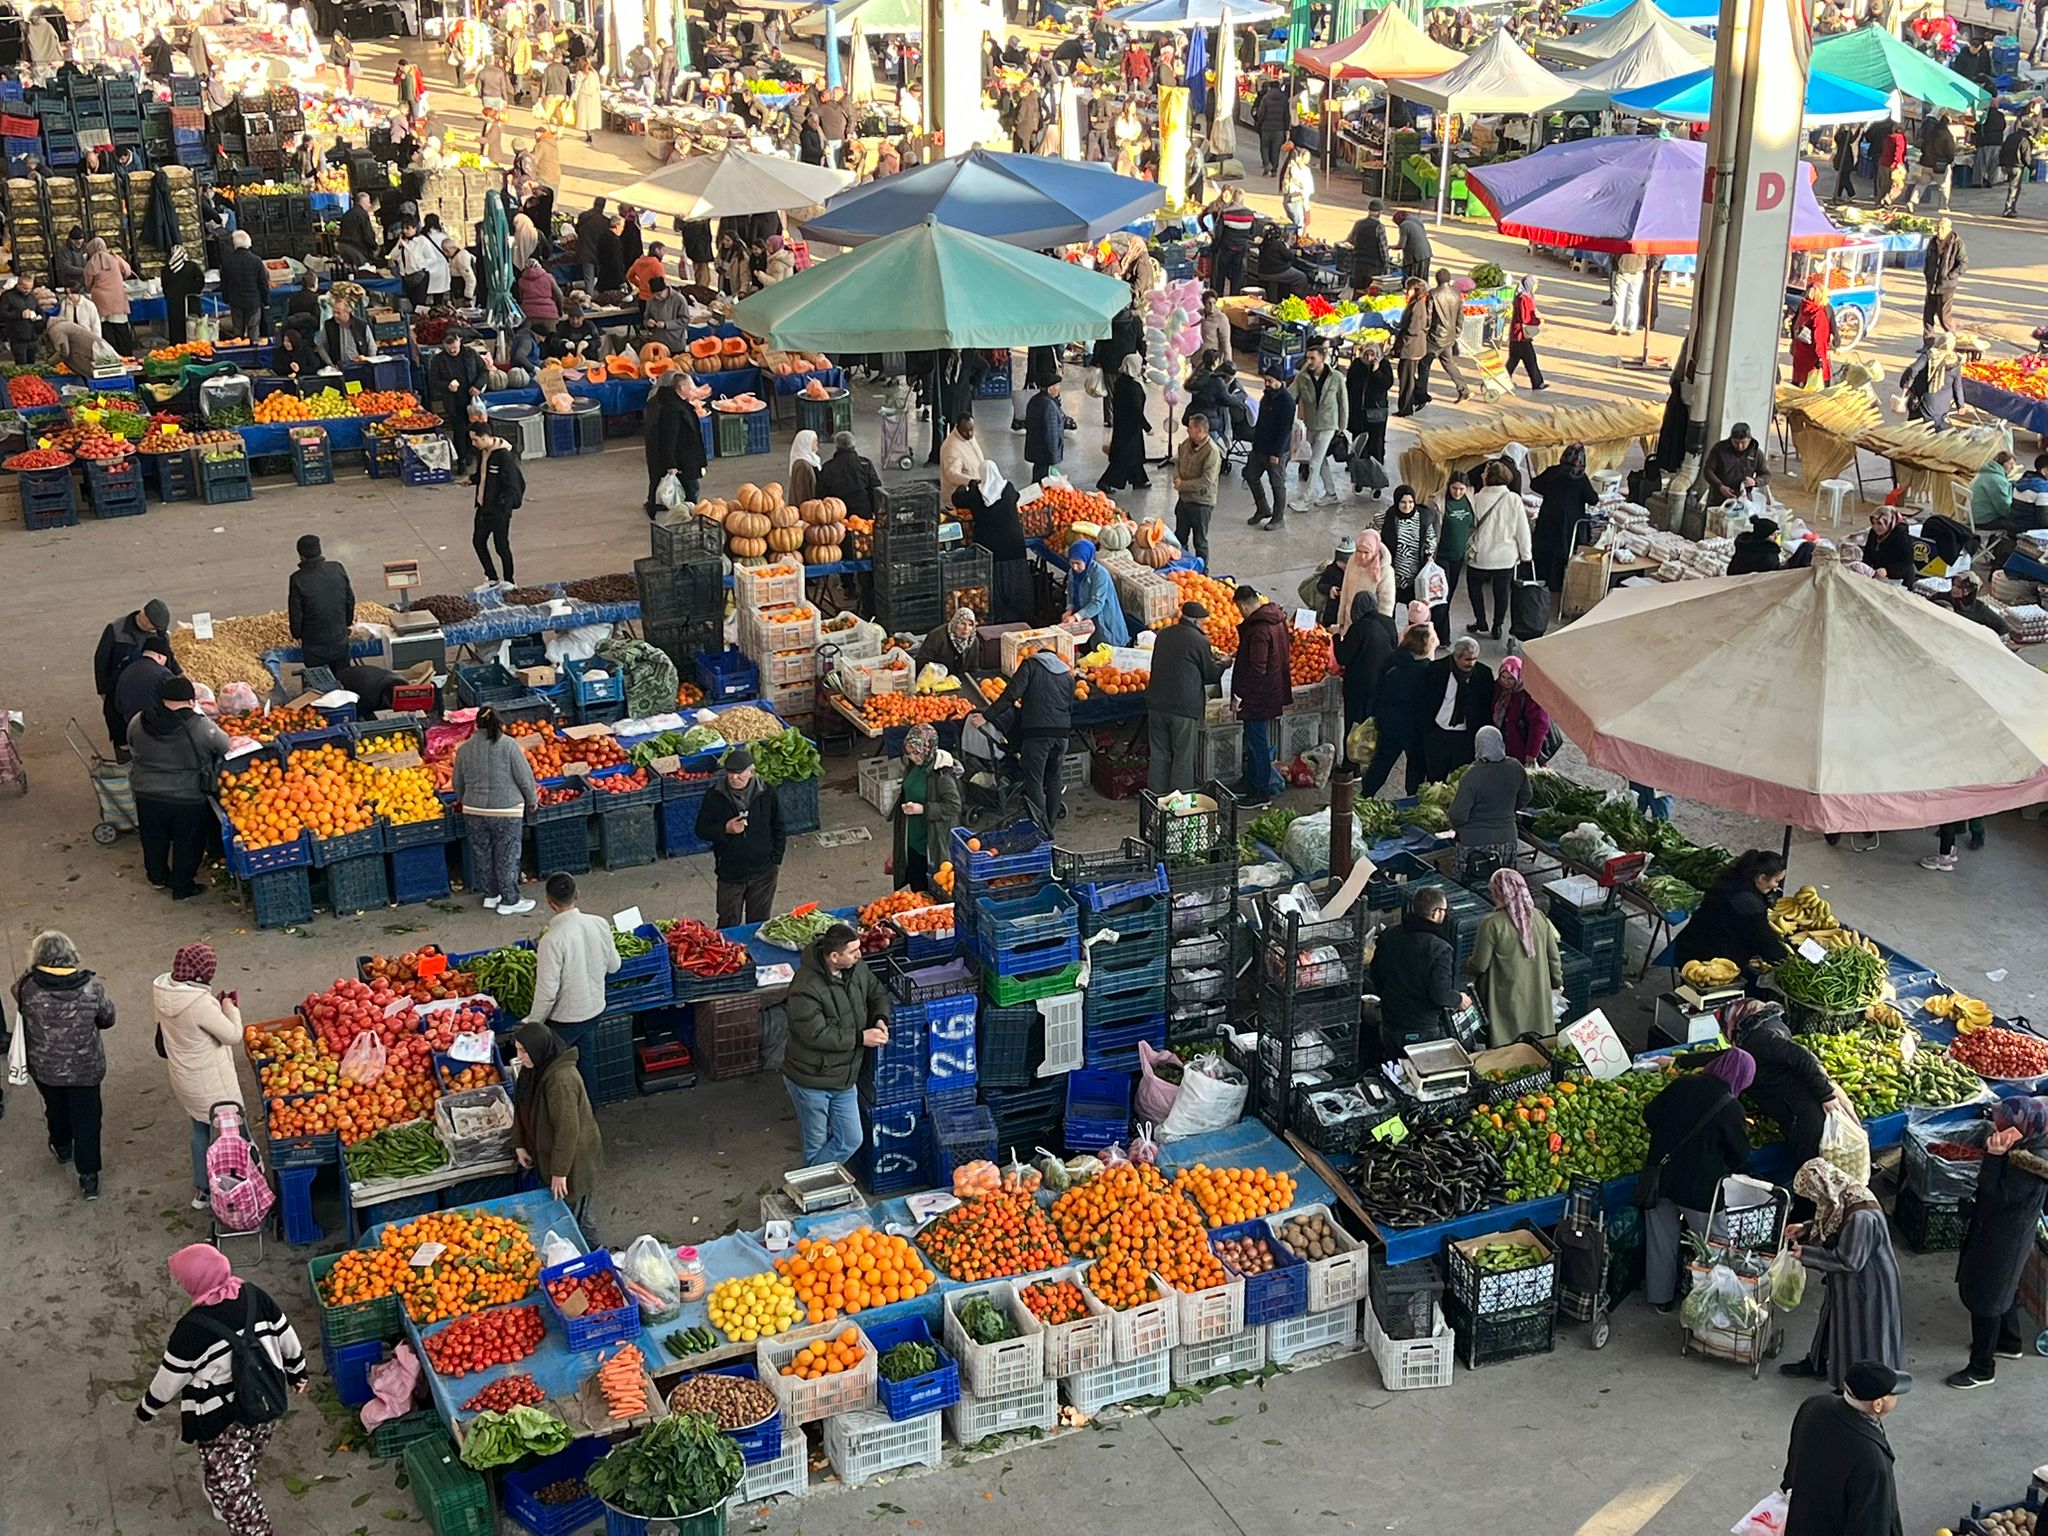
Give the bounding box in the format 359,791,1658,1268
640,342,673,372
687,337,721,359
820,496,846,521
720,336,748,356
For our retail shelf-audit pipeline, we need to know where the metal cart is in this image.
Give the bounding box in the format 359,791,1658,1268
1679,1177,1789,1378
64,718,136,845
1785,238,1885,350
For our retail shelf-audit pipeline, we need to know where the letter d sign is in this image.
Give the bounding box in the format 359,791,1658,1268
1755,173,1786,211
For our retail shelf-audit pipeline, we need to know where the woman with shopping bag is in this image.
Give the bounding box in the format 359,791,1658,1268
1782,1157,1905,1389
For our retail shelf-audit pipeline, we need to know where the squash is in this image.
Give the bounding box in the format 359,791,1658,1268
726,510,771,539
738,483,782,516
805,520,845,546
820,496,846,521
799,498,833,525
806,543,843,564
767,525,805,553
1097,520,1133,552
640,342,673,373
728,535,768,558
687,336,721,359
734,482,761,508
695,500,729,526
608,351,640,378
768,501,800,530
720,335,748,356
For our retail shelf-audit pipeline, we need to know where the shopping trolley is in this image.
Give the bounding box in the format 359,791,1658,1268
1552,1176,1613,1349
878,376,916,469
1678,1175,1789,1378
206,1101,275,1261
64,718,136,844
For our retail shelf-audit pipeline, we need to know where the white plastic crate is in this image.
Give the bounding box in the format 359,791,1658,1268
838,651,914,705
1060,1345,1170,1414
1272,1204,1369,1313
1277,708,1328,763
740,602,821,657
1062,748,1090,789
1170,1325,1265,1387
735,560,804,611
1198,720,1242,786
1036,992,1085,1078
1266,1303,1359,1365
1163,1270,1246,1346
942,1282,1045,1396
1364,1301,1454,1391
818,615,886,661
1026,1267,1113,1377
758,1321,880,1424
824,1408,943,1485
859,754,905,819
1080,1269,1176,1362
756,647,819,688
763,678,815,722
945,1377,1058,1444
728,1434,809,1508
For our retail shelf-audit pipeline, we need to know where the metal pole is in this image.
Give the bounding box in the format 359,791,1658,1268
1434,115,1449,223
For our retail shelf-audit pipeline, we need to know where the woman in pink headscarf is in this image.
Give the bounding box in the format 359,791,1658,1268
1465,866,1562,1046
1492,655,1552,765
1333,529,1395,636
138,1245,308,1535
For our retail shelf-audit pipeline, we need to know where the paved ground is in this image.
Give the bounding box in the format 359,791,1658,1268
1,35,2045,1536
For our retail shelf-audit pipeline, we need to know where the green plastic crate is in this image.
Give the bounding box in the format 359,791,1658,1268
309,1252,402,1346
403,1435,492,1536
365,1407,440,1458
982,959,1083,1008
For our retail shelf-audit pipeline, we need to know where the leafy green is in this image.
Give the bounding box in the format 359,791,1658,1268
585,1411,744,1518
878,1339,940,1381
457,1406,572,1469
1468,261,1508,290
959,1294,1018,1345
1353,797,1401,841
749,727,824,787
1244,807,1299,850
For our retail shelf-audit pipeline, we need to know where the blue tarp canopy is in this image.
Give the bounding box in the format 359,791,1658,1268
1612,64,1895,124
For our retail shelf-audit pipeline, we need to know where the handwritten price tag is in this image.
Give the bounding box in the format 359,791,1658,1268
1563,1008,1631,1080
345,380,363,395
408,1242,447,1267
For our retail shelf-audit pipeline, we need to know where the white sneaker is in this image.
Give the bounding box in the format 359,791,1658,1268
191,1193,211,1211
484,896,501,909
1919,854,1956,872
498,898,537,916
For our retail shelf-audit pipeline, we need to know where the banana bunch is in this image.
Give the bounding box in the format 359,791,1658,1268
1865,1002,1909,1033
1925,992,1995,1032
1769,885,1835,937
1682,958,1741,988
1804,927,1880,956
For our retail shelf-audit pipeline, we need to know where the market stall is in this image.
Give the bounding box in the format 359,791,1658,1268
1395,397,1665,500
1534,0,1714,68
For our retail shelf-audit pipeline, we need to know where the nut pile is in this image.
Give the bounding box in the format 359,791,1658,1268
500,585,558,607
412,593,482,624
563,573,639,603
1273,1212,1345,1262
666,1371,777,1429
534,1479,591,1507
1212,1233,1283,1275
708,704,782,741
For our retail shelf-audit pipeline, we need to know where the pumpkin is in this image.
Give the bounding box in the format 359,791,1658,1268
687,337,721,359
1097,520,1133,552
820,496,846,521
767,526,805,553
608,351,641,378
806,543,843,564
720,336,748,356
799,498,833,525
728,535,767,558
764,482,784,504
696,500,729,526
726,510,771,539
805,521,845,546
1135,538,1175,569
640,342,673,372
768,501,800,530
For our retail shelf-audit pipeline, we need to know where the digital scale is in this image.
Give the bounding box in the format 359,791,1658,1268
388,606,446,676
1399,1038,1474,1102
1651,985,1742,1051
780,1162,861,1214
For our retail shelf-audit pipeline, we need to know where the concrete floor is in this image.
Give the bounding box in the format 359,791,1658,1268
2,35,2046,1536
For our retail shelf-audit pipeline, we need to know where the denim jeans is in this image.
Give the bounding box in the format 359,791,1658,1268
1242,716,1282,798
787,1081,863,1167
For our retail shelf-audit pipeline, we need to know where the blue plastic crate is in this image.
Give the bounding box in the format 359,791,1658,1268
597,803,659,869
321,853,391,915
657,789,711,856
388,842,451,905
1082,1013,1167,1073
1064,1069,1132,1128
539,1250,640,1352
356,1189,439,1234
215,809,313,878
502,1438,606,1535
276,722,352,761
1213,1219,1309,1326
864,1313,961,1420
262,1092,340,1167
85,461,147,518
145,449,196,501
603,966,672,1016
386,808,454,849
980,927,1080,980
398,438,452,486
454,661,522,708
775,775,820,835
564,655,624,708
855,1100,928,1195
926,1098,996,1181
529,815,593,876
1057,848,1170,912
975,883,1078,947
309,820,387,868
543,410,581,458
925,993,978,1088
277,1164,325,1245
859,1010,927,1108
1084,955,1168,1027
951,821,1053,886
977,1003,1039,1088
245,865,315,930
697,647,759,702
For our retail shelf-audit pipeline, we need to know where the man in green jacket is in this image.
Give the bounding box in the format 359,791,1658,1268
784,924,893,1167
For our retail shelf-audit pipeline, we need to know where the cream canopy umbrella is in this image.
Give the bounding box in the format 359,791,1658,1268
609,145,855,221
1518,550,2048,833
1401,31,1577,222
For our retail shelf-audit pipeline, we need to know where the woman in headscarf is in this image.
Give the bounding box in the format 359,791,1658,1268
1783,1157,1904,1388
1447,724,1530,881
82,236,135,354
641,275,687,356
1714,998,1848,1180
136,1245,308,1535
152,246,199,347
1334,529,1396,635
1506,274,1547,390
512,206,543,268
1902,330,1965,428
1640,1047,1755,1312
787,428,823,506
1097,351,1153,494
1380,484,1436,606
1335,589,1398,754
1491,655,1551,765
1064,537,1131,645
1465,867,1563,1046
892,722,965,891
916,605,981,674
1859,504,1918,581
956,465,1032,623
1949,1096,2048,1389
9,929,116,1200
1529,442,1597,594
154,943,244,1210
508,1022,604,1231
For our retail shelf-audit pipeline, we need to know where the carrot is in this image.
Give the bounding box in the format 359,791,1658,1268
599,1343,647,1418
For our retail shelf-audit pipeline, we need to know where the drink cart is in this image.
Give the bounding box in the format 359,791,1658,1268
1785,238,1885,349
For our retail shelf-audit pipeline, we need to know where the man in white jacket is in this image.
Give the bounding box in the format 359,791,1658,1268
525,874,622,1033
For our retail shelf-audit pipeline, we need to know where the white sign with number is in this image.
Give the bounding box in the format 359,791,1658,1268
1563,1008,1631,1080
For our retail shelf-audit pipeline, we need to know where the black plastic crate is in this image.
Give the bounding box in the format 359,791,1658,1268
876,591,943,635
597,804,659,869
1446,1229,1556,1315
578,1013,636,1105
938,544,993,619
633,555,724,625
877,556,940,602
1550,903,1626,994
528,815,593,876
1142,782,1239,864
1894,1186,1970,1253
650,509,725,564
1445,1295,1556,1368
1368,1257,1444,1341
1559,944,1594,1021
978,1003,1040,1087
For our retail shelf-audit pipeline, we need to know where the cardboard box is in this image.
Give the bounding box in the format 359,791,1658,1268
1469,1042,1551,1088
517,664,558,688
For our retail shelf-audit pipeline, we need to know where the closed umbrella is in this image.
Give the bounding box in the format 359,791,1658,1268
800,147,1165,248
479,189,522,331
1520,550,2048,832
1187,22,1209,119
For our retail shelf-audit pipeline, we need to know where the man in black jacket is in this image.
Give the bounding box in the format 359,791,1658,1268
643,373,706,516
1779,1362,1905,1536
1024,378,1065,484
113,637,178,726
982,651,1074,835
1145,601,1222,793
93,599,175,759
574,197,611,288
1251,76,1291,176
1346,201,1389,294
287,535,356,673
1369,885,1467,1058
814,431,882,517
1726,515,1783,575
219,230,270,343
469,416,527,584
1418,637,1495,779
427,331,490,474
338,191,380,268
694,748,788,926
1922,217,1966,331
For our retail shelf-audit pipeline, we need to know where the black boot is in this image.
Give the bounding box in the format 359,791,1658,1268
50,1143,72,1166
80,1174,100,1200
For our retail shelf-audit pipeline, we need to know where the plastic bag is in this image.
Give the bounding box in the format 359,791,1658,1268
1034,1146,1072,1193
1000,1150,1041,1194
1098,1140,1131,1168
359,1343,423,1432
340,1030,387,1086
1819,1104,1871,1186
1731,1490,1790,1536
537,1228,581,1268
1417,559,1449,606
1765,1247,1806,1311
217,681,260,715
1681,1263,1762,1333
1346,719,1378,767
1159,1054,1250,1141
1135,1038,1182,1124
1063,1153,1106,1184
1129,1122,1160,1166
655,469,685,510
621,1235,683,1319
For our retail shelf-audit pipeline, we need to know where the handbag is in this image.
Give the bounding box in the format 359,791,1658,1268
1632,1100,1728,1209
7,1011,26,1086
1509,562,1552,641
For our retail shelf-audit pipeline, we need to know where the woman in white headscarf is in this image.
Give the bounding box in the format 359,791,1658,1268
787,428,822,505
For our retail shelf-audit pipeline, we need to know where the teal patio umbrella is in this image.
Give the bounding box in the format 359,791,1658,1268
1812,24,1989,113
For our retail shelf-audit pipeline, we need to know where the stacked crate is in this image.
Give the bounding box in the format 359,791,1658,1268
891,956,984,1183
735,559,818,725
1247,880,1369,1134
44,174,81,271
637,512,725,672
874,480,941,635
6,177,49,288
82,172,124,261
1057,840,1169,1074
157,166,205,255
1145,784,1241,1048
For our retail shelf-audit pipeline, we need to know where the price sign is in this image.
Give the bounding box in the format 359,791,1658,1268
191,612,215,641
345,380,363,395
1562,1008,1631,1080
162,422,181,436
613,906,645,933
408,1242,447,1267
1369,1115,1409,1145
1797,938,1828,963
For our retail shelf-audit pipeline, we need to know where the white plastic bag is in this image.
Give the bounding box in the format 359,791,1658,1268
1765,1248,1806,1311
1818,1104,1871,1186
621,1234,683,1318
1731,1490,1790,1536
1159,1054,1249,1141
6,1008,26,1086
537,1228,582,1267
339,1031,387,1086
655,469,685,510
1417,559,1449,606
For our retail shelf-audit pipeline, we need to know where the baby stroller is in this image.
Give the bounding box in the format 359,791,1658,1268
1553,1177,1614,1349
206,1101,276,1262
957,712,1031,827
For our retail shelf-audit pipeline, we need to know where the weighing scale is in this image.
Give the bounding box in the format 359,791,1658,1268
1399,1038,1473,1103
388,606,446,676
780,1162,861,1214
1650,985,1741,1051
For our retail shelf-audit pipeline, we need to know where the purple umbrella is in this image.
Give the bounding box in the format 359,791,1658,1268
1463,134,1846,255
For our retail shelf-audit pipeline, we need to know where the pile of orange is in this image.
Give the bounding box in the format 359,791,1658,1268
862,693,974,729
362,762,443,826
778,1326,866,1380
147,339,214,363
932,861,955,895
1290,628,1335,685
218,747,374,848
218,705,325,742
320,1208,541,1323
1173,1164,1296,1228
1052,1163,1227,1308
352,390,419,416
1164,571,1245,656
915,1189,1067,1281
975,676,1007,703
268,1065,438,1145
858,888,926,927
1080,661,1149,695
774,1229,934,1322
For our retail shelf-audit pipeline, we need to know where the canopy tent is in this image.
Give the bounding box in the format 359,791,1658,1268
800,147,1165,248
1108,0,1283,27
1294,4,1462,79
1536,0,1713,66
792,0,923,34
608,146,854,221
731,215,1131,351
1519,551,2048,832
1812,24,1990,113
1463,134,1846,253
1401,32,1577,220
1612,64,1894,125
1566,0,1719,21
1551,25,1714,112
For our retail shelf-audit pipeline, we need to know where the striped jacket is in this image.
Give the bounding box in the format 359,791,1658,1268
137,1285,307,1443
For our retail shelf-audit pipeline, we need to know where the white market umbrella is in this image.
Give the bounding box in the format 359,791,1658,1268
1109,0,1283,28
1552,24,1715,112
1402,31,1577,221
610,145,854,220
1211,5,1239,156
1536,0,1713,67
849,16,875,102
1519,550,2048,833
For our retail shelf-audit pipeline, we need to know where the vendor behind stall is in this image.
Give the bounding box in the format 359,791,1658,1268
915,607,980,673
1701,422,1769,503
427,331,489,476
1673,849,1788,977
1369,884,1468,1059
955,465,1032,623
1063,537,1129,645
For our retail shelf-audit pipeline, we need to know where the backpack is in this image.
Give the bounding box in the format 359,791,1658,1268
190,1294,291,1426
